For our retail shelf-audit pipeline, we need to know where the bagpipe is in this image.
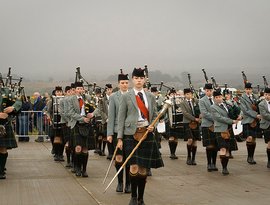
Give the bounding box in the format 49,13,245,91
74,67,98,114
241,71,261,113
263,75,269,89
0,67,24,125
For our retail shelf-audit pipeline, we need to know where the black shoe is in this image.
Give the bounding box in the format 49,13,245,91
81,171,88,178
138,199,145,205
222,168,229,175
35,137,44,142
129,197,138,205
211,164,218,171
107,155,113,160
267,161,270,168
207,164,212,172
71,168,76,173
124,183,131,193
65,162,72,168
54,155,60,162
228,154,234,159
99,151,106,156
58,155,65,162
75,169,82,177
248,157,256,165
0,174,6,180
116,182,123,192
186,157,192,165
170,154,178,160
191,159,197,166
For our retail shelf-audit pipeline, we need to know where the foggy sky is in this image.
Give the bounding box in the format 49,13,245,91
0,0,270,83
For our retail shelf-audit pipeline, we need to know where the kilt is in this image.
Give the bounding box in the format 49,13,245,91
167,126,184,139
202,127,217,147
263,126,270,143
243,123,259,139
0,122,18,149
216,128,238,151
71,124,95,150
123,133,164,169
62,124,71,144
183,123,201,141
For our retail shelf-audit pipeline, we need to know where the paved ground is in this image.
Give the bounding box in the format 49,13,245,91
0,137,270,205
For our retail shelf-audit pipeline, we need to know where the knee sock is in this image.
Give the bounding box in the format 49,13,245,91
192,146,197,161
129,172,138,198
267,148,270,162
206,149,212,165
187,144,192,158
115,163,123,183
81,153,88,172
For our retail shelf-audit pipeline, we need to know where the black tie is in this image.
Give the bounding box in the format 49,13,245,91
220,104,228,112
209,98,213,105
138,92,145,104
249,96,254,104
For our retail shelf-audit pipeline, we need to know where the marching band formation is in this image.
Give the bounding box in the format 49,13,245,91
0,66,270,205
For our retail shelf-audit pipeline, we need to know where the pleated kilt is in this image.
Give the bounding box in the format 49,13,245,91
216,128,238,151
71,124,95,150
61,124,71,144
263,126,270,143
243,123,259,139
0,122,18,149
202,127,217,147
183,123,201,141
167,126,184,139
123,133,164,169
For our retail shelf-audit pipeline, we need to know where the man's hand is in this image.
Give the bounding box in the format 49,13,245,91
256,115,262,120
4,106,14,114
83,117,90,123
86,113,94,119
0,113,8,119
107,135,113,143
147,125,154,132
117,138,123,150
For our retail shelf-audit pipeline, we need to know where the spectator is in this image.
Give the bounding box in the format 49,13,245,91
18,95,32,142
33,92,46,142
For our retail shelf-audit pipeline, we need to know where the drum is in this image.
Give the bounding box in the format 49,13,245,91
157,121,166,133
233,121,243,136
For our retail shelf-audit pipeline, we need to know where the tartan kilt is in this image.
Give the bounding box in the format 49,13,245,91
0,122,18,149
216,129,238,151
71,124,95,150
62,124,71,144
243,123,258,139
202,127,217,147
183,123,201,141
123,133,164,169
167,126,184,139
263,126,270,143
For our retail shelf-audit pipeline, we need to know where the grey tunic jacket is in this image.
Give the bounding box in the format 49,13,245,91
211,103,234,132
99,95,109,125
258,99,270,129
117,89,157,139
180,99,198,123
199,95,214,127
67,94,92,129
107,91,122,136
239,93,258,124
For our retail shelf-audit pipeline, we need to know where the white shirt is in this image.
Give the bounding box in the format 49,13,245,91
266,100,270,112
219,103,228,113
133,88,149,122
